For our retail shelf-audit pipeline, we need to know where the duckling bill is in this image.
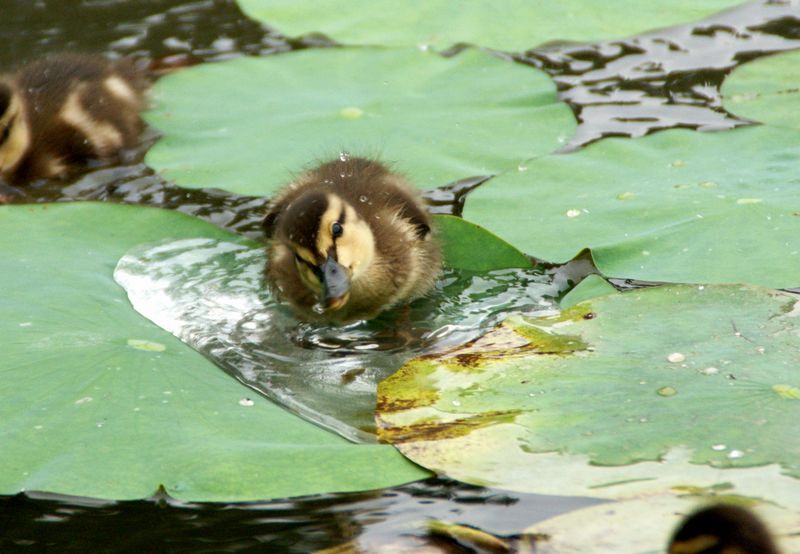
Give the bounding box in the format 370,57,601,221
0,52,149,184
264,157,441,323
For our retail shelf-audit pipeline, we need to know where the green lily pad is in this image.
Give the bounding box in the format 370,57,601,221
722,50,800,131
239,0,743,52
463,125,800,288
0,203,428,501
376,284,800,508
144,47,574,194
559,274,617,309
435,215,531,271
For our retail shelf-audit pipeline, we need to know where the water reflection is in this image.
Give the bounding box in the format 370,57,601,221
1,479,604,552
114,238,560,442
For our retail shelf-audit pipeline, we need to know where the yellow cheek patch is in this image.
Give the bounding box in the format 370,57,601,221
333,204,375,279
0,93,31,173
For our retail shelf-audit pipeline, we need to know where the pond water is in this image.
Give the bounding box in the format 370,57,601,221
2,0,800,550
113,237,559,442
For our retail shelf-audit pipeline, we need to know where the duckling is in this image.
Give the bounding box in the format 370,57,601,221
0,52,149,184
669,504,781,554
263,156,441,323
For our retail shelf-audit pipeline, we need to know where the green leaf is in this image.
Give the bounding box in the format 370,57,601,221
144,47,574,194
434,215,531,271
463,125,800,288
559,274,617,309
722,50,800,131
0,203,428,502
239,0,743,52
376,284,800,511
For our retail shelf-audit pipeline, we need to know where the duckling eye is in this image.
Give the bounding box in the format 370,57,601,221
331,222,343,239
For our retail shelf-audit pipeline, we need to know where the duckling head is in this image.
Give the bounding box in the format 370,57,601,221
0,81,31,178
268,189,376,313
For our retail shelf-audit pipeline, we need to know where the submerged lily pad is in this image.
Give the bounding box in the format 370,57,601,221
376,284,800,507
463,125,800,288
0,203,428,501
114,236,558,442
722,49,800,131
144,47,574,194
239,0,743,52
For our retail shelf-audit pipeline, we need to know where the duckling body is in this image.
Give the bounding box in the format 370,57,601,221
669,504,780,554
264,157,441,323
0,52,149,184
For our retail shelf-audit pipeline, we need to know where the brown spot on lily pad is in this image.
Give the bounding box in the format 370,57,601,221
377,410,522,444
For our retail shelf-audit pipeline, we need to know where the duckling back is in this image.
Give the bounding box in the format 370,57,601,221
0,52,149,184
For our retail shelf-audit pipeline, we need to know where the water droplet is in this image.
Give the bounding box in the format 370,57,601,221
657,386,677,397
639,417,648,423
670,159,686,168
96,422,104,428
736,198,762,205
700,367,719,375
728,449,744,459
712,444,727,451
517,162,528,172
699,180,718,189
359,195,367,203
34,425,43,430
19,322,32,327
451,399,461,407
338,151,350,162
667,352,685,363
566,209,581,218
641,250,650,256
417,43,431,52
239,398,255,407
756,346,766,354
75,397,93,405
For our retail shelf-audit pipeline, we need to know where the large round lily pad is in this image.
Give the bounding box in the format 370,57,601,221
463,125,800,288
144,47,574,194
722,49,800,131
376,284,800,509
239,0,743,52
0,203,428,501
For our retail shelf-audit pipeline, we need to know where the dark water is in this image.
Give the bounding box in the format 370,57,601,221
2,0,800,551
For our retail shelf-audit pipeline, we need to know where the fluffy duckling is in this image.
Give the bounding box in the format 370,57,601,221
669,504,781,554
0,52,149,184
264,156,441,323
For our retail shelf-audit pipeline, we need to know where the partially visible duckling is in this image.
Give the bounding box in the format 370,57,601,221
264,156,441,323
0,52,149,184
669,504,781,554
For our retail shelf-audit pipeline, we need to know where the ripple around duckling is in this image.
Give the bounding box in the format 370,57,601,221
114,237,561,442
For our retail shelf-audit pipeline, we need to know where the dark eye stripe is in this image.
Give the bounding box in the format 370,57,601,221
295,252,323,281
0,116,13,144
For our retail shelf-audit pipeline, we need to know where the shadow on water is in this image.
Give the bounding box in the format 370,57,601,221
2,0,800,550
